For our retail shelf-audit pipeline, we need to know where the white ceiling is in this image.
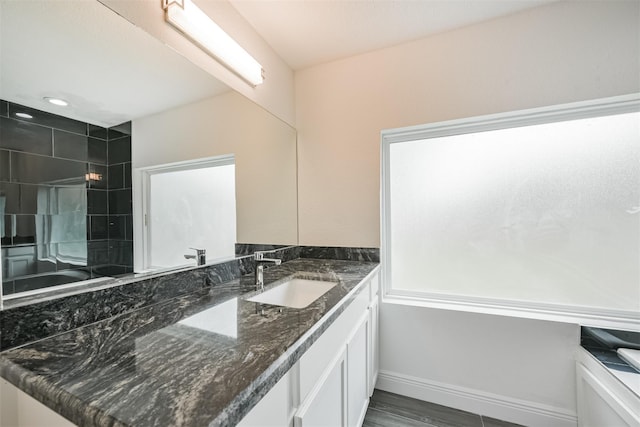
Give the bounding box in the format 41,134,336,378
0,0,229,127
228,0,557,70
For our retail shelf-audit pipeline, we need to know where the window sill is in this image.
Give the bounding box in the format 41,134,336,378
383,290,640,330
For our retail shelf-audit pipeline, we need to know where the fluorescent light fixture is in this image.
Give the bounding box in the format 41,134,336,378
43,97,69,107
162,0,264,86
15,112,33,119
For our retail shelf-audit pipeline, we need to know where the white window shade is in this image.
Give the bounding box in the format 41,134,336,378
383,98,640,324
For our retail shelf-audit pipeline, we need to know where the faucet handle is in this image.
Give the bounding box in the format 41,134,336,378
189,247,206,255
253,251,282,265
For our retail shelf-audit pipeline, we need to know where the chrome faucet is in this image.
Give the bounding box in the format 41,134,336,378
254,251,282,290
184,247,206,266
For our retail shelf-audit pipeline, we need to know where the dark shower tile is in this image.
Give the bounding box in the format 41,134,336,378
88,164,108,190
0,150,10,181
125,215,133,240
108,135,131,164
88,124,109,140
108,122,131,139
2,280,15,296
124,163,131,188
88,190,108,215
88,137,107,164
13,214,35,244
108,163,124,189
0,100,8,117
109,188,132,215
16,184,38,215
0,116,53,156
90,215,109,240
8,102,87,135
53,129,88,161
108,215,125,240
93,264,130,277
0,182,20,214
88,240,109,266
0,182,41,215
109,240,133,266
10,151,85,185
2,215,12,246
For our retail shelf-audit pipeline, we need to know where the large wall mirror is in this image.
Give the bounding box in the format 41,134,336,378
0,0,298,301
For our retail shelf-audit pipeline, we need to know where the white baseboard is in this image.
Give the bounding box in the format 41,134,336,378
376,370,577,427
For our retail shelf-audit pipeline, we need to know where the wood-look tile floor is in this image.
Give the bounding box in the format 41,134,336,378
363,390,525,427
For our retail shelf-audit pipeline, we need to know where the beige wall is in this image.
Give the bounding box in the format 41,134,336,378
132,91,298,270
295,0,640,248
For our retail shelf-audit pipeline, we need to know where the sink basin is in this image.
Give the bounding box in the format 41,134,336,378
247,277,338,308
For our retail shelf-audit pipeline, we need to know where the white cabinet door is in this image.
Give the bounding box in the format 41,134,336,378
368,296,379,397
295,350,347,427
347,314,369,427
576,363,640,427
237,371,295,427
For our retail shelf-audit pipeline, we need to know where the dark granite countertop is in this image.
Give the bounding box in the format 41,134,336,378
0,258,379,427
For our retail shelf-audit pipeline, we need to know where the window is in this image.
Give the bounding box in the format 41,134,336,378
140,155,236,271
381,95,639,327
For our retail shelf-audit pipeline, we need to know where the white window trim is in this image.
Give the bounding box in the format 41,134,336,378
380,94,640,330
137,154,235,272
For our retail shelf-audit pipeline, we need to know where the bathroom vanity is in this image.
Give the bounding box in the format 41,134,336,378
0,249,380,426
576,327,640,426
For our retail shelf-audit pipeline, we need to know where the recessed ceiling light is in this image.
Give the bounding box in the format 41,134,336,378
43,97,69,107
15,112,33,119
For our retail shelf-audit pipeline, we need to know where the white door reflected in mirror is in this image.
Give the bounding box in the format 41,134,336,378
141,155,236,271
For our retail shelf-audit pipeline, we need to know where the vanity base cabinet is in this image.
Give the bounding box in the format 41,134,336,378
576,348,640,427
0,379,76,427
240,267,380,427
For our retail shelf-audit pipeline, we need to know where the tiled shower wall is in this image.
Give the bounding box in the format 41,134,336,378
0,100,132,295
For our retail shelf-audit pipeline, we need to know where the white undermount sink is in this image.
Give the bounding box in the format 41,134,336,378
247,276,338,309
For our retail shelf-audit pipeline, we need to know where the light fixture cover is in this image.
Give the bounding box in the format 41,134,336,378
163,0,264,86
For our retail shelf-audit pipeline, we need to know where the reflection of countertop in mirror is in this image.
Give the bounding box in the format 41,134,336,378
0,258,379,426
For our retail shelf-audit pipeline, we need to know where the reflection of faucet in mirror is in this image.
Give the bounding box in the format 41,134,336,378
254,251,282,291
184,248,206,266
